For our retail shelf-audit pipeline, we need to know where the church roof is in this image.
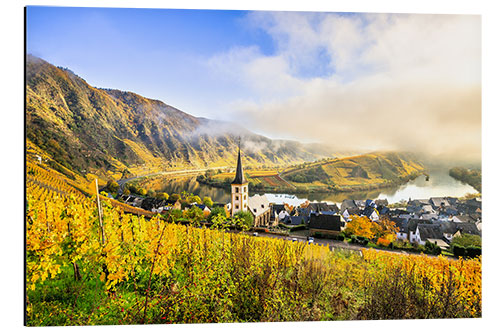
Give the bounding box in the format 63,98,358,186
231,147,247,184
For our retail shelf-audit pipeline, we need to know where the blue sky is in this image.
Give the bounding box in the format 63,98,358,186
26,7,481,160
26,7,283,120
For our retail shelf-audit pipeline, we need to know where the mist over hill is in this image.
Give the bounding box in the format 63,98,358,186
26,55,330,175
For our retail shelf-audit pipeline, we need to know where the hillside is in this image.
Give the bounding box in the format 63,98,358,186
281,152,425,191
26,55,323,179
199,151,425,193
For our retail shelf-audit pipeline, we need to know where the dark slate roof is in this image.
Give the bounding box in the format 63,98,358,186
391,217,409,233
375,199,389,207
341,199,357,212
309,214,344,231
272,204,285,215
354,200,366,208
429,197,450,208
328,204,340,213
141,198,168,211
378,206,391,215
343,207,362,216
309,202,331,212
284,215,308,225
408,199,429,207
365,199,376,208
438,221,459,234
418,224,444,242
456,223,481,236
194,204,209,210
362,206,378,218
389,208,408,216
231,148,246,184
408,218,432,233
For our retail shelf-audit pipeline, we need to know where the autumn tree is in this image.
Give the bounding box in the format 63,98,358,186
344,215,375,239
373,216,399,242
157,192,169,200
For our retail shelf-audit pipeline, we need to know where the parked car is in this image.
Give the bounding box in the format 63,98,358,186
292,237,297,242
253,232,258,237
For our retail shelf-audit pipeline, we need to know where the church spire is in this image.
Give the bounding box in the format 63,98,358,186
232,138,246,184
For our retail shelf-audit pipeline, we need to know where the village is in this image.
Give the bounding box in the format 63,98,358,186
114,147,482,257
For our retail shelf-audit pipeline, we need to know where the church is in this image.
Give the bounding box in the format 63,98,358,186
230,144,273,227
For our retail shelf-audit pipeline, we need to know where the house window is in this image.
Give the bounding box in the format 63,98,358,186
235,205,239,209
244,204,246,208
261,204,264,208
254,208,257,213
235,195,239,201
244,187,247,193
236,187,239,193
244,195,246,200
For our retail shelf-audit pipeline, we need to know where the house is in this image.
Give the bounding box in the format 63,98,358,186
362,205,379,221
284,215,308,225
341,199,357,212
391,217,409,241
341,207,361,222
426,238,450,250
452,215,476,223
165,199,182,211
429,197,450,210
415,224,444,246
327,204,340,213
194,204,211,218
375,199,389,207
309,202,331,212
248,194,273,227
454,223,481,237
309,213,345,236
437,221,459,242
408,199,429,207
408,219,432,243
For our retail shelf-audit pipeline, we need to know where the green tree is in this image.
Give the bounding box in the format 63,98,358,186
106,180,119,193
138,188,147,196
451,234,482,248
185,206,204,223
188,195,202,204
203,196,213,208
234,211,254,229
208,206,227,223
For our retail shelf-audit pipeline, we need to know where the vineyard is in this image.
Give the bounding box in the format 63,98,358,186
26,162,482,325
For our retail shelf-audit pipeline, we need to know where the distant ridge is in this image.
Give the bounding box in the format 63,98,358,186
26,55,326,176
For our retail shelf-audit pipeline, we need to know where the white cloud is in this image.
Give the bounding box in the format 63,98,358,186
207,12,481,162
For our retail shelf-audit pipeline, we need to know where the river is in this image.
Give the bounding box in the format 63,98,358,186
154,169,478,205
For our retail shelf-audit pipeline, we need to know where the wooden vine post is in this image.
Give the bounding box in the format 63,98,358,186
95,178,105,245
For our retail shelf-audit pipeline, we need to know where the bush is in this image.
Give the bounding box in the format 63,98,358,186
424,241,442,255
234,211,254,229
208,206,227,223
465,246,481,258
452,244,466,258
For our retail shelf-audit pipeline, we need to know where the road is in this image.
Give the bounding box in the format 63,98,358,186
117,166,228,194
245,231,456,259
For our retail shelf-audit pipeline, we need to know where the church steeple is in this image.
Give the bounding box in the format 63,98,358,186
230,138,248,216
232,141,246,184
